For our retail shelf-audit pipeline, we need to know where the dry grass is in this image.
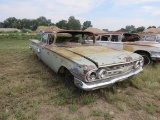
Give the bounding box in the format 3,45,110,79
0,34,160,120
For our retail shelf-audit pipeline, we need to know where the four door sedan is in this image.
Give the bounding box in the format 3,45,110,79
96,32,160,65
29,30,143,91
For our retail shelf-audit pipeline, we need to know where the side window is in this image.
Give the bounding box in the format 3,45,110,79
111,35,119,42
101,35,110,41
41,34,48,43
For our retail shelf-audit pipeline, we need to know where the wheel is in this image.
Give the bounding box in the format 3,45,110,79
139,53,151,65
65,71,78,91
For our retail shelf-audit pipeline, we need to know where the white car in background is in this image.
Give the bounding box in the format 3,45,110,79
95,32,160,65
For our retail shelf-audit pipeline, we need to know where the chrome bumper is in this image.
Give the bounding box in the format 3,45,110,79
74,67,143,91
151,53,160,60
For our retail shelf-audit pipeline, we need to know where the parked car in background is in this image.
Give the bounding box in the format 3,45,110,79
140,33,160,42
95,32,160,65
29,30,143,91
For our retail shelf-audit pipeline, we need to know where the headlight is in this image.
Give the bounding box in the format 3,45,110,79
86,71,97,82
134,61,140,69
134,59,144,69
140,59,144,66
98,69,107,79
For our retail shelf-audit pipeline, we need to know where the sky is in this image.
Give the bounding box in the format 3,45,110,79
0,0,160,31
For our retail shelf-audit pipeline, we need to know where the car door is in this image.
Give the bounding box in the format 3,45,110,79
97,34,124,50
40,33,61,72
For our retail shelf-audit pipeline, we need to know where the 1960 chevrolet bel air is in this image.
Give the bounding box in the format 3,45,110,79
29,30,143,91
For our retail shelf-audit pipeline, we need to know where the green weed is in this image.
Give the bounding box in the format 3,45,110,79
92,109,102,116
15,107,25,120
104,113,114,120
79,93,96,105
145,102,157,114
69,104,77,113
116,101,127,111
0,111,9,120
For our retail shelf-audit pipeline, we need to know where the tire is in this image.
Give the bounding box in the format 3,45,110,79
65,71,78,91
139,53,151,65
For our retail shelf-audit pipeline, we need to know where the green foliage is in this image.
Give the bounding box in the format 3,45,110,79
147,26,156,29
137,26,145,32
56,20,68,29
125,25,136,32
0,16,53,31
82,21,92,30
22,28,31,33
67,16,81,30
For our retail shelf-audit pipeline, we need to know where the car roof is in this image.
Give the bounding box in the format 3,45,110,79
44,29,94,34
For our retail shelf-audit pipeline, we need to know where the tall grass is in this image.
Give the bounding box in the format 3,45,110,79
0,34,160,120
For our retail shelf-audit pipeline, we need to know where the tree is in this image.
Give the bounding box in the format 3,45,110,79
0,22,3,27
125,25,136,32
36,16,52,26
136,26,145,32
67,16,81,30
147,26,156,29
3,17,18,28
56,20,67,29
82,21,92,30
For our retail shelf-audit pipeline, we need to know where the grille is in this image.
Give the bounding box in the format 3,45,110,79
103,61,137,78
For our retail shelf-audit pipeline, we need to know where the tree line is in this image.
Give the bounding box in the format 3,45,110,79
0,16,92,31
0,16,159,32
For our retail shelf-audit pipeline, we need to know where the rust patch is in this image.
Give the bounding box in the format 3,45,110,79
81,65,97,74
44,44,52,49
123,45,134,52
50,47,81,60
66,46,114,55
123,56,133,62
38,42,45,46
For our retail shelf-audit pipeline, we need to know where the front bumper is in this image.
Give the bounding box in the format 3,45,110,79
151,52,160,60
74,67,143,91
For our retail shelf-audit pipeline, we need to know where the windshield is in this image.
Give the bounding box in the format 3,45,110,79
54,32,95,45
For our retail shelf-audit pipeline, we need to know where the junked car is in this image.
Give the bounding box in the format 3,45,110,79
29,30,143,91
95,32,160,65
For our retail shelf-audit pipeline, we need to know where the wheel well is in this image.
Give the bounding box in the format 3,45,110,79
57,66,68,76
134,50,150,57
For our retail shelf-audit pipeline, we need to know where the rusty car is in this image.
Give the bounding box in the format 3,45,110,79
29,30,143,91
95,32,160,65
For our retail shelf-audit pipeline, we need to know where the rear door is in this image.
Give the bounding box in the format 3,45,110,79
97,34,124,50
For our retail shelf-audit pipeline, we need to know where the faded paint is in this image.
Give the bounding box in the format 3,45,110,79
29,30,143,90
125,41,160,47
96,32,160,61
123,45,134,52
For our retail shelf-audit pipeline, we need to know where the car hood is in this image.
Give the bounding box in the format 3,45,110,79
125,41,160,47
64,46,141,67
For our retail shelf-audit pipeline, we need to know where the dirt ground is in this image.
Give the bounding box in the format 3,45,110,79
0,36,160,120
